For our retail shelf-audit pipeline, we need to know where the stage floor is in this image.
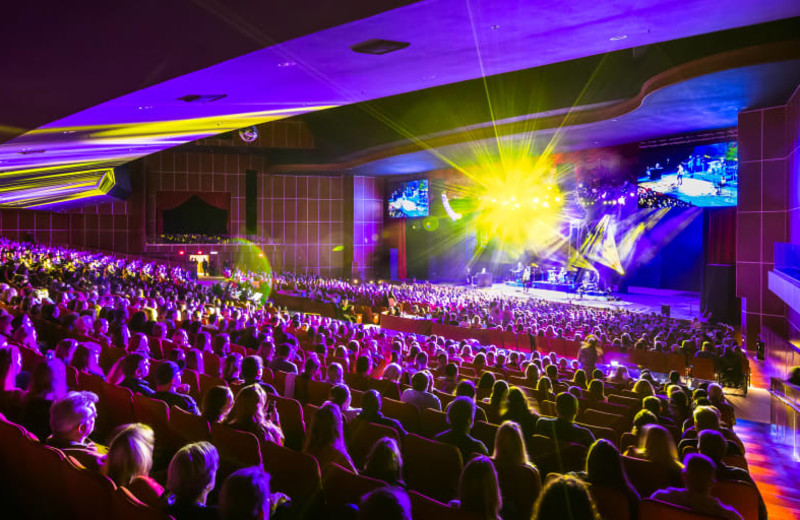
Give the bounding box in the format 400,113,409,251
460,283,703,321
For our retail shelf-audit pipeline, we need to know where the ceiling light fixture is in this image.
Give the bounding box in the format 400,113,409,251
350,39,410,55
177,94,227,103
610,35,627,41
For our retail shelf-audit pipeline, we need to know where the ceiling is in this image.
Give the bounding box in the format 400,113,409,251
1,0,800,205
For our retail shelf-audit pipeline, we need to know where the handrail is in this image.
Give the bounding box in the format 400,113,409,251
769,388,800,414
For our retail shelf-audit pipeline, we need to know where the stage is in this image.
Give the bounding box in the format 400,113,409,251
460,283,703,321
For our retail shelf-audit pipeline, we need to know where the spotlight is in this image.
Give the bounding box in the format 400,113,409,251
178,251,185,255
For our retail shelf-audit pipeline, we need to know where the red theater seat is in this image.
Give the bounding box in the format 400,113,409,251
322,462,384,507
404,433,463,503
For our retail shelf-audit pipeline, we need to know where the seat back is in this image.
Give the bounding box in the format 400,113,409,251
420,408,449,439
133,394,173,457
102,383,136,434
261,440,321,502
712,480,759,520
382,398,421,433
691,357,716,381
409,490,482,520
495,462,541,520
404,433,463,503
622,456,676,497
471,420,498,450
321,462,384,506
113,486,173,520
63,455,117,519
269,393,305,450
209,423,262,483
169,405,211,444
348,420,400,470
589,484,631,520
639,498,721,519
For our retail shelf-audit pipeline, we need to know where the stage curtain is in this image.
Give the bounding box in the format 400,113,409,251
705,207,736,265
156,191,230,235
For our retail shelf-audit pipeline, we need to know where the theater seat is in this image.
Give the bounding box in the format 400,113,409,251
639,498,721,519
382,397,421,433
404,433,463,503
209,423,262,484
321,462,384,507
712,480,759,520
132,394,173,455
420,408,449,439
169,405,211,444
261,440,321,503
113,486,174,520
471,420,498,449
495,462,541,520
62,454,117,519
589,484,631,520
408,490,482,520
348,420,400,470
622,456,678,497
268,393,306,450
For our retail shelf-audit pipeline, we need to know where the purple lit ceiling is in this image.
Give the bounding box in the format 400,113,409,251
350,60,800,175
2,0,800,178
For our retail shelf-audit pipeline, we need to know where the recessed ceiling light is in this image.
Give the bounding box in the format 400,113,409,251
277,61,296,68
610,35,627,41
177,94,227,103
491,25,500,30
351,39,410,55
137,106,153,110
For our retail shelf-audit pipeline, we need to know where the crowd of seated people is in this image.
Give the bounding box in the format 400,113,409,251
0,236,763,519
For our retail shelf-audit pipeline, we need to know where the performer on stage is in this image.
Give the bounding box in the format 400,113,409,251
522,266,531,293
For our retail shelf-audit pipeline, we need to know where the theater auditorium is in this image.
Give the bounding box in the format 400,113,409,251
1,2,800,519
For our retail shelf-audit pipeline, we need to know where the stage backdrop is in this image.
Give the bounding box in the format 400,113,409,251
156,191,230,235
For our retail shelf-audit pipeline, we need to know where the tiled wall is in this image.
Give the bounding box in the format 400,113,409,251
737,97,793,345
783,86,800,341
353,176,383,281
143,151,259,238
259,174,347,278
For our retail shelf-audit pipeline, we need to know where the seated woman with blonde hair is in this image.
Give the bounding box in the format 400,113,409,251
626,424,683,486
226,384,284,445
106,423,163,507
451,456,503,520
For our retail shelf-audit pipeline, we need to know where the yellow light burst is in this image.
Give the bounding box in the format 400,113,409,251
468,155,566,255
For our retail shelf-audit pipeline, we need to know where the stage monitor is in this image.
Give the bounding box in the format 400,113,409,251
637,141,737,208
388,178,429,218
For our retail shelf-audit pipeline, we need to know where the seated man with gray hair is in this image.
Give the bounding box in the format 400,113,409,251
45,391,107,471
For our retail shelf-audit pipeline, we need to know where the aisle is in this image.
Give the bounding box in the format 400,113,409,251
734,420,800,520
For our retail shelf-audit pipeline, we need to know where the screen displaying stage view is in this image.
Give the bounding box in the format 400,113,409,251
388,179,429,218
637,141,738,208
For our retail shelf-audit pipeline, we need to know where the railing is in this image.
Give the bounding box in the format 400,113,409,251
769,378,800,461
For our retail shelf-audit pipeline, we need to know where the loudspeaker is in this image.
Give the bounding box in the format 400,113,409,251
702,264,739,324
245,170,257,235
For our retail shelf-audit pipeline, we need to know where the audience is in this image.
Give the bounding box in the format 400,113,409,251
580,439,640,520
533,474,601,520
535,392,595,447
227,384,284,445
436,396,488,461
23,358,68,441
304,402,356,472
400,371,441,411
0,238,757,520
357,486,412,520
362,437,406,487
352,389,407,437
45,390,106,471
152,361,200,415
451,455,503,520
118,353,155,396
650,453,742,520
164,442,219,520
106,423,163,507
